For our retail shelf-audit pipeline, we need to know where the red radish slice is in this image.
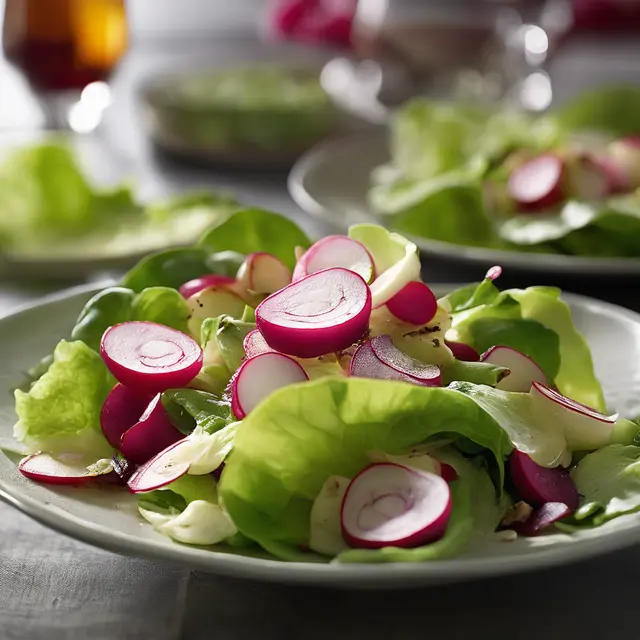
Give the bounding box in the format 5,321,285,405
509,450,579,510
186,286,246,337
127,438,191,493
440,463,458,483
591,155,629,194
485,265,502,281
256,267,372,359
236,252,292,295
569,154,611,201
513,502,571,537
100,383,154,449
101,321,203,394
609,137,640,188
370,335,441,386
508,153,565,212
341,463,452,549
119,394,184,464
481,346,547,392
293,235,375,284
179,274,236,300
231,352,309,419
529,382,616,450
385,282,438,326
243,329,276,358
19,453,115,486
350,340,430,386
445,340,480,362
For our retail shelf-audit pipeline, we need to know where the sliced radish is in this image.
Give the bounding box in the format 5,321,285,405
119,394,184,464
370,335,441,386
481,346,547,392
508,153,565,212
242,329,276,358
529,382,616,450
127,438,191,493
101,322,203,393
568,154,611,201
385,282,438,326
19,453,115,486
186,286,246,337
179,274,236,300
351,340,430,386
293,235,375,284
445,340,480,362
340,463,452,549
512,501,572,537
485,265,502,281
509,450,579,510
230,352,309,419
256,267,372,359
236,252,292,295
591,155,629,194
440,463,458,483
608,136,640,188
100,383,154,449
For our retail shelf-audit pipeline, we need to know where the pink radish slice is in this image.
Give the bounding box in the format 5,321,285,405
179,274,236,299
569,155,611,201
243,329,276,358
509,450,579,510
19,453,115,486
256,267,372,359
236,252,291,295
385,282,438,325
230,352,309,419
440,463,458,483
101,321,203,393
119,394,184,464
445,340,480,362
508,153,565,211
340,462,452,549
485,265,502,281
370,335,441,386
127,438,191,493
592,156,629,193
350,340,431,386
512,502,571,537
481,346,547,392
293,235,375,284
100,383,155,449
529,382,616,450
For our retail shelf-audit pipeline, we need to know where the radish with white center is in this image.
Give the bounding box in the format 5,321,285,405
179,274,236,300
608,136,640,188
293,235,375,284
509,450,579,510
508,153,565,211
186,286,246,337
231,352,309,419
529,382,617,450
101,322,203,393
127,438,192,493
256,267,372,358
119,394,184,464
481,346,547,392
385,281,438,326
445,340,479,362
100,383,155,449
19,453,116,486
371,335,441,386
340,463,452,549
236,252,292,295
513,501,572,537
243,329,276,358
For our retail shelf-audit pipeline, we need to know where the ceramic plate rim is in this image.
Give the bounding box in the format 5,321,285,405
288,131,640,276
3,284,640,588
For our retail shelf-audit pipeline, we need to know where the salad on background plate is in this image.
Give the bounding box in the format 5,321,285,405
8,207,640,565
368,85,640,259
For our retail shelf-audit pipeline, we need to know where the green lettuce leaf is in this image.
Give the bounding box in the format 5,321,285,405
213,316,256,373
220,377,512,556
14,340,113,457
131,286,190,333
441,360,510,387
442,277,500,314
198,208,310,270
162,389,231,435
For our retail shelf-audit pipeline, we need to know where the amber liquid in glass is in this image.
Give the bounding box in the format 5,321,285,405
2,0,127,91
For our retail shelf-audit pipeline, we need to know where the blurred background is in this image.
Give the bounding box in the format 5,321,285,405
0,0,639,294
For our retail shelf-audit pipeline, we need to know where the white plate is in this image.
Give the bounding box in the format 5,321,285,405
2,284,640,588
288,132,640,277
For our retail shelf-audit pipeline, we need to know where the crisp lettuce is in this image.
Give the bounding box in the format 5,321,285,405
220,377,512,558
162,389,231,436
14,340,113,457
131,287,190,333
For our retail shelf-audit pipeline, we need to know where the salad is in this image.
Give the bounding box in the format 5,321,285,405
369,86,640,258
11,207,640,564
0,141,238,259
